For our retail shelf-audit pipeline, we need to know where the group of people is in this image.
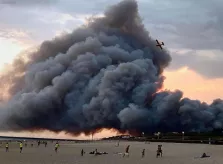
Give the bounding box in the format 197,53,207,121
88,149,108,155
5,142,23,153
122,145,146,158
94,145,146,158
122,145,162,158
4,141,60,153
37,141,48,147
121,145,162,158
3,140,164,158
3,141,212,160
79,144,211,160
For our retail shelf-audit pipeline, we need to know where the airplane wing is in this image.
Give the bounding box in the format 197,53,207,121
156,40,159,44
156,44,162,49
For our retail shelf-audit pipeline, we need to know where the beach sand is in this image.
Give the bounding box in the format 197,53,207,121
0,140,222,164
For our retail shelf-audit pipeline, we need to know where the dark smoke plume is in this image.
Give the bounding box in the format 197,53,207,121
0,0,222,135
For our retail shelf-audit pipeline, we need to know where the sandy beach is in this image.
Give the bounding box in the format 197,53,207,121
0,140,222,164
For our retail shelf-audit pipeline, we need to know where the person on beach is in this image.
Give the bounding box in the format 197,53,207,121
142,149,145,158
156,145,162,157
123,145,130,157
81,149,85,156
19,142,23,153
55,142,59,153
201,153,210,158
5,142,9,152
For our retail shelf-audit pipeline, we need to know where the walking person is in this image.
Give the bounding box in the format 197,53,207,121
123,145,130,157
156,145,162,157
81,149,85,156
142,149,145,158
19,142,23,153
5,142,9,152
55,142,59,153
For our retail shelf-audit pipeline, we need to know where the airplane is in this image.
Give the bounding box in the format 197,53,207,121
156,40,164,49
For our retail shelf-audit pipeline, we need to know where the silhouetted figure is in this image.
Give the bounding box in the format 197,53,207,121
81,149,85,156
126,145,130,153
123,145,130,157
45,142,47,147
5,142,9,152
142,149,145,158
94,149,98,155
19,142,23,153
201,153,210,158
156,145,162,158
116,140,120,147
55,142,59,153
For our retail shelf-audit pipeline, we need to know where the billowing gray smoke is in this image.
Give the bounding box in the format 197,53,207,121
0,0,222,134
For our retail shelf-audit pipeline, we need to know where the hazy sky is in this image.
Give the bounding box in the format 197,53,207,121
0,0,222,138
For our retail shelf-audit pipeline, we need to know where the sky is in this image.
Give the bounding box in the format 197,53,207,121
0,0,222,138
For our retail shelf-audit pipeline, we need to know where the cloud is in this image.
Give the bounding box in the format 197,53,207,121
0,0,57,6
1,0,222,50
0,0,223,79
117,0,222,51
167,50,223,79
0,6,87,46
0,28,34,46
133,0,223,78
0,29,29,39
54,0,121,15
51,0,223,50
0,0,223,135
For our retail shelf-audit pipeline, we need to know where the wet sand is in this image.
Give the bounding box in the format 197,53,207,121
0,140,222,164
